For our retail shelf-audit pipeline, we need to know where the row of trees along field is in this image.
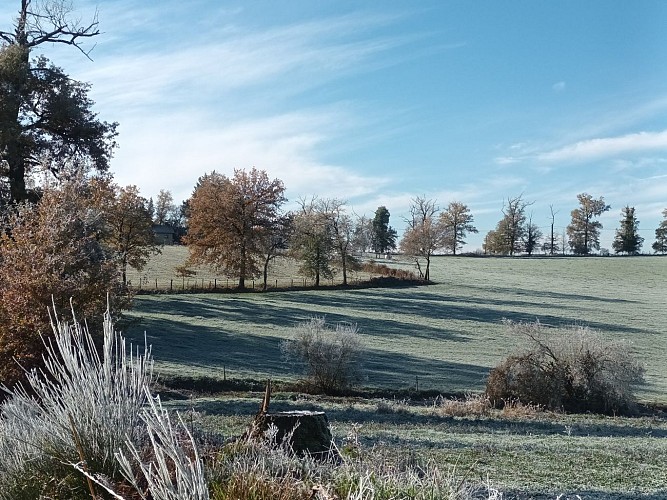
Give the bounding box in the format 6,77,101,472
481,193,665,257
181,170,667,286
184,168,405,289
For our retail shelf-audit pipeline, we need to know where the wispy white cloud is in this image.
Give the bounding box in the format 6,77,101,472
496,129,667,165
67,10,419,113
537,130,667,162
112,107,390,205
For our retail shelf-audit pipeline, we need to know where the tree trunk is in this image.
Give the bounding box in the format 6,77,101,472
239,240,246,289
2,47,30,204
121,254,128,286
262,255,270,291
341,245,347,286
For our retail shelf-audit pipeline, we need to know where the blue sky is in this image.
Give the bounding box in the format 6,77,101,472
5,1,667,251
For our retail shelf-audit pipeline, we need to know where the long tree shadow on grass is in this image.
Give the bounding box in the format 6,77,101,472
130,287,651,338
126,310,490,389
129,294,475,344
277,288,650,335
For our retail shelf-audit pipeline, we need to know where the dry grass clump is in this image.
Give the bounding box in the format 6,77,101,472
0,306,208,499
486,320,645,415
498,399,545,419
434,394,492,418
375,398,411,415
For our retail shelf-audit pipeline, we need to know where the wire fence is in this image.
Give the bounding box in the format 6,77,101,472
129,274,390,293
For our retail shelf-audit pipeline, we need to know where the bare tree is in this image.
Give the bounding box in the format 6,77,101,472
290,197,335,287
502,195,533,255
0,1,100,57
154,189,177,225
350,214,372,255
399,196,443,280
260,214,291,290
548,205,559,256
327,199,358,286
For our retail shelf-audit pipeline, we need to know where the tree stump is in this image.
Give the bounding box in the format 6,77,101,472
260,410,334,457
243,380,338,459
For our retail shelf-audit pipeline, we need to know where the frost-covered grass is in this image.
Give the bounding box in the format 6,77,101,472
0,307,207,499
0,306,503,499
125,255,667,402
125,246,394,290
169,392,667,499
120,254,667,497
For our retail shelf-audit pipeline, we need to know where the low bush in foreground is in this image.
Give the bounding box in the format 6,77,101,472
486,320,645,414
282,317,364,394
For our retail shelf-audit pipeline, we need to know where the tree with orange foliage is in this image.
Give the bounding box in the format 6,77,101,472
92,180,158,285
185,168,286,289
0,179,127,387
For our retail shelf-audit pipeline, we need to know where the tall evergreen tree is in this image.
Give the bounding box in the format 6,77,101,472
0,1,117,203
370,206,397,257
653,209,667,254
612,206,643,255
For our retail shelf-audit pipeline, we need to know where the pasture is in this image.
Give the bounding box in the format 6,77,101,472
123,251,667,497
125,251,667,401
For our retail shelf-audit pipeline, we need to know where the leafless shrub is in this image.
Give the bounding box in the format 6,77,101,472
486,320,645,415
282,317,363,394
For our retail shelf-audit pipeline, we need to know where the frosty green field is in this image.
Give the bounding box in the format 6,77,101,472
125,253,667,403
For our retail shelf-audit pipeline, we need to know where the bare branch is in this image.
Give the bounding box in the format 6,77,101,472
7,1,100,60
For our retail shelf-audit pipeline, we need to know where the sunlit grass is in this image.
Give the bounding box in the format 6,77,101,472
125,254,667,403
